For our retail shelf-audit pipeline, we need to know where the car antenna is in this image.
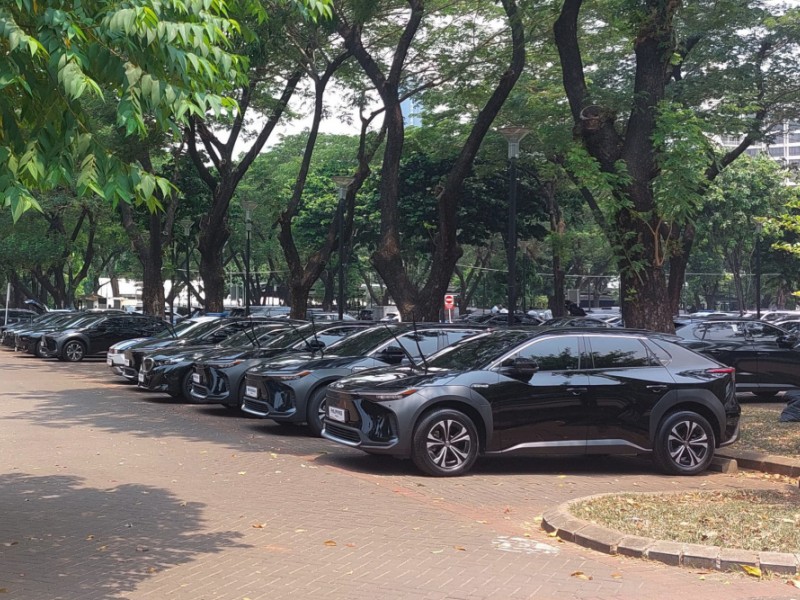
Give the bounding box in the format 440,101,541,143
410,312,429,372
380,321,419,369
278,316,316,356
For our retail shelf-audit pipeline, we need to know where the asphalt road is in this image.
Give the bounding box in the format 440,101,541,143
0,350,796,600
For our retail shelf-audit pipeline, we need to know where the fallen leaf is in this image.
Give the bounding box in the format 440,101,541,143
345,543,356,548
571,571,592,581
611,573,623,579
547,531,559,538
787,578,800,589
98,545,108,552
0,588,7,593
270,453,278,458
741,565,762,578
238,471,247,475
431,549,444,554
136,545,149,552
85,535,94,541
3,542,18,547
503,507,512,514
252,523,267,529
454,546,466,551
324,540,337,547
476,520,488,524
147,567,158,574
295,529,306,533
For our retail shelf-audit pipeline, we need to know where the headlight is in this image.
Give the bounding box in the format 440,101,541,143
210,359,244,369
359,389,418,402
270,370,312,381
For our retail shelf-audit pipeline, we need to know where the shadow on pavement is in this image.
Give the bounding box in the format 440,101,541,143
0,472,248,599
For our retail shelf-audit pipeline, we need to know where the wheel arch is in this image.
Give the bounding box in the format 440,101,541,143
649,390,724,447
412,397,492,453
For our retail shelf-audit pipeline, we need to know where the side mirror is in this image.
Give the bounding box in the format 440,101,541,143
379,345,407,364
500,357,540,379
306,340,326,351
778,334,798,348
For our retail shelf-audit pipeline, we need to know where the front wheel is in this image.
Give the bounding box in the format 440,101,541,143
306,387,329,437
653,411,715,476
411,409,479,477
61,340,86,362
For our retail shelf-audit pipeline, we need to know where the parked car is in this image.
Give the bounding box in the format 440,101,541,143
42,314,170,362
190,322,374,411
136,321,293,399
674,319,800,397
1,311,72,346
322,327,740,477
1,307,37,326
241,323,486,435
107,316,220,379
14,311,115,356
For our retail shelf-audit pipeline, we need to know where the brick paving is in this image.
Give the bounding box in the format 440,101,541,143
0,351,797,600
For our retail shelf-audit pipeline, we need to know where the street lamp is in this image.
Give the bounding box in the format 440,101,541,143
241,200,257,317
179,217,193,317
332,176,355,320
498,126,530,327
755,221,762,319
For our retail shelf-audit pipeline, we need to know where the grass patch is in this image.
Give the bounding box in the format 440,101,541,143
735,403,800,457
570,489,800,554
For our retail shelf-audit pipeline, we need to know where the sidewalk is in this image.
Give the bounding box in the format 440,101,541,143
542,447,800,575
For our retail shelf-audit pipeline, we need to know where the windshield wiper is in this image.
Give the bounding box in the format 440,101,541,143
410,315,429,373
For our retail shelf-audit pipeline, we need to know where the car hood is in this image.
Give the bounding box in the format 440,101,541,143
149,345,218,361
109,337,149,351
250,353,359,373
331,366,462,393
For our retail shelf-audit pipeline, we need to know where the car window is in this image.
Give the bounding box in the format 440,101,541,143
744,321,784,339
700,322,745,341
427,331,535,371
445,329,480,346
513,336,581,370
315,326,364,347
586,336,653,368
394,330,444,358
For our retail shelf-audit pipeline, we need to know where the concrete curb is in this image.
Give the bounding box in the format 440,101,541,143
541,451,800,574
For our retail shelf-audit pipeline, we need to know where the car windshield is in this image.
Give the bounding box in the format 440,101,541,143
426,330,536,370
257,323,340,349
218,324,288,348
62,314,105,329
324,326,399,356
152,319,213,340
186,319,232,339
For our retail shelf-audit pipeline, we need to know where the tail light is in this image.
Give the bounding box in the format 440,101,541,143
706,367,735,374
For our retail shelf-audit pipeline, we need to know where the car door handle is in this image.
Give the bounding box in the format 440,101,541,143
756,352,771,356
646,385,668,393
566,387,587,395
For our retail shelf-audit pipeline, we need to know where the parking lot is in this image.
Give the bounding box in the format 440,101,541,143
0,351,796,600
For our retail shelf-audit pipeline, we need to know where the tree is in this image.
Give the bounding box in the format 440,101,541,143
0,0,246,220
553,0,800,331
333,0,526,321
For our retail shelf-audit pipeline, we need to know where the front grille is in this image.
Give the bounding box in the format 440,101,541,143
243,397,270,414
325,422,361,444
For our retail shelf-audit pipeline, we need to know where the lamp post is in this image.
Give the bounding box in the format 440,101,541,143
755,221,762,319
179,217,193,317
241,200,257,317
332,176,355,320
498,126,530,327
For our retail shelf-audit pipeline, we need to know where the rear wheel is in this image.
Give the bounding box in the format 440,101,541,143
306,387,329,437
411,409,479,477
61,340,86,362
653,411,715,475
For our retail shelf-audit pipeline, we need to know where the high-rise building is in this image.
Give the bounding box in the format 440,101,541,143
718,121,800,167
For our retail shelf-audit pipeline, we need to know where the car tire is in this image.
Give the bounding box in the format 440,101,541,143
306,387,329,437
34,340,46,358
411,409,479,477
179,370,193,401
61,340,86,362
653,411,715,476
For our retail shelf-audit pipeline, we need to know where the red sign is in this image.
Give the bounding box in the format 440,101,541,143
443,294,455,309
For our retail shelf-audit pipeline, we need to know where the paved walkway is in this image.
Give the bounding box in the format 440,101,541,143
0,351,797,600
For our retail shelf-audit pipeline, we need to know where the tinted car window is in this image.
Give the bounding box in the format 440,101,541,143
445,329,480,346
327,327,398,356
394,331,443,358
744,321,784,339
701,322,745,341
587,336,652,368
515,336,581,370
427,331,535,371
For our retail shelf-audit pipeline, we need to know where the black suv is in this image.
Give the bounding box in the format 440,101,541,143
42,314,169,362
674,319,800,397
322,328,740,477
241,323,485,436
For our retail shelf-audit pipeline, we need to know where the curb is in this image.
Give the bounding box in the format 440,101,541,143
541,451,800,574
